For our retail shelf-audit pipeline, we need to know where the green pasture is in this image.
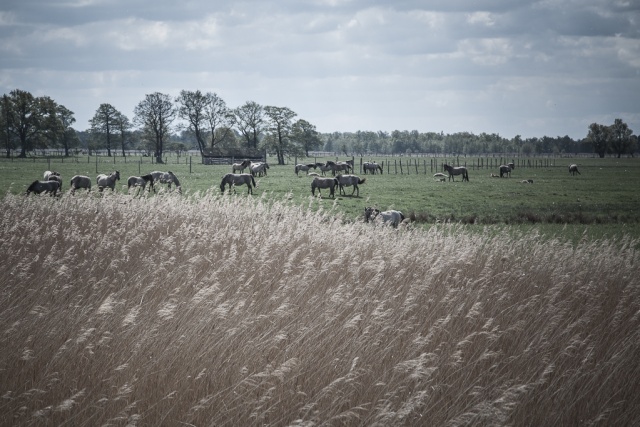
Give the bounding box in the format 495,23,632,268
1,154,639,241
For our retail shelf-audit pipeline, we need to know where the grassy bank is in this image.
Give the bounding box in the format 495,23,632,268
1,155,639,240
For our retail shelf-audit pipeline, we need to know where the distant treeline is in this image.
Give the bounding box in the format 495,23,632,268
2,89,636,161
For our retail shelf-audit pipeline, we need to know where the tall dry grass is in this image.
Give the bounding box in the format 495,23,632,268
1,191,639,426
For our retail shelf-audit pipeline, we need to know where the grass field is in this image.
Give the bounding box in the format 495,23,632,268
1,190,639,425
1,154,639,243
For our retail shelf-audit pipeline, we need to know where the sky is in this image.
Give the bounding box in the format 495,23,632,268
1,0,639,140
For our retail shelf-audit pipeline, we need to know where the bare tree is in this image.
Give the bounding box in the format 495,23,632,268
204,93,235,150
134,92,176,164
234,101,264,149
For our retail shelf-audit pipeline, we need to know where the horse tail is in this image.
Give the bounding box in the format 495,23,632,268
251,174,256,188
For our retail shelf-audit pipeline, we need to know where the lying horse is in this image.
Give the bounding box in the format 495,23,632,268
364,207,405,228
26,180,60,196
220,173,256,194
70,175,91,193
569,164,581,175
96,171,120,191
150,171,180,190
127,174,155,195
336,174,366,197
363,162,383,174
231,159,251,173
443,164,469,182
499,165,511,178
311,177,338,198
294,163,316,176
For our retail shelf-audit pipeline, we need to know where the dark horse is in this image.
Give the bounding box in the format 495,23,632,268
443,164,469,182
26,180,60,196
499,165,511,178
569,164,581,175
220,173,257,194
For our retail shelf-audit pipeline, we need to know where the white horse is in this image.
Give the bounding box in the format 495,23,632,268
569,164,581,175
231,159,251,173
70,175,91,193
43,170,60,181
364,207,405,228
96,171,120,191
250,162,269,177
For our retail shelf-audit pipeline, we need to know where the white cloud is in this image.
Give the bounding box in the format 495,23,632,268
0,0,637,138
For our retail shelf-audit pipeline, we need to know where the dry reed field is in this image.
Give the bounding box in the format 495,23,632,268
1,192,639,426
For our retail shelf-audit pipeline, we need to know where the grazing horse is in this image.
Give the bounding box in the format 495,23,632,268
363,162,383,174
315,162,333,176
364,207,405,228
443,164,469,182
336,174,366,197
311,177,339,198
43,170,60,181
220,173,256,194
569,164,581,175
294,163,316,176
231,159,251,173
96,171,120,191
250,162,269,177
26,180,60,196
499,165,511,178
150,171,180,190
70,175,91,193
127,174,155,195
46,174,62,190
326,161,352,176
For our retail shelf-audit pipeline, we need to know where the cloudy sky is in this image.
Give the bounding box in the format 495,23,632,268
1,0,638,139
